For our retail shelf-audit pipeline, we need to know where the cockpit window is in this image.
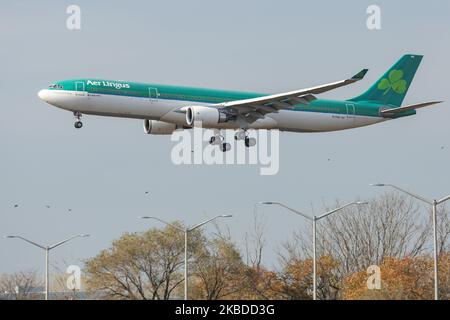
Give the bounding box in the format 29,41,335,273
49,84,63,89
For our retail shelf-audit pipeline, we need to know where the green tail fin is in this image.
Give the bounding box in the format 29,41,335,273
349,54,423,107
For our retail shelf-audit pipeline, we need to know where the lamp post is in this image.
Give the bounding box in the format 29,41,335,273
5,234,90,300
371,183,450,300
140,214,232,300
260,201,367,300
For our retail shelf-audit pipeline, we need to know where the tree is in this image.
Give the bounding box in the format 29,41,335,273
233,209,288,300
244,208,267,269
274,255,340,300
341,253,450,300
84,222,203,300
439,252,450,299
436,205,450,254
277,192,450,299
0,270,43,300
283,193,430,276
190,236,246,300
237,266,283,300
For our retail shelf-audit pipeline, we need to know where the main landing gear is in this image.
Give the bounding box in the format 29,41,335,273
209,133,231,152
74,111,83,129
234,130,256,148
208,130,256,152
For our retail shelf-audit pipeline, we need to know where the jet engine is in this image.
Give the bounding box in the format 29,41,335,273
143,119,180,135
186,106,235,127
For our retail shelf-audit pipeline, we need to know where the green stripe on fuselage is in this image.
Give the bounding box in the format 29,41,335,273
49,79,415,118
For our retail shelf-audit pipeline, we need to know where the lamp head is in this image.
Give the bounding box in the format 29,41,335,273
220,214,233,218
370,183,386,187
260,201,274,205
356,201,369,205
80,234,90,238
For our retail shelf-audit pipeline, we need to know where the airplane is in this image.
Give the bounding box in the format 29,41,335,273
38,54,442,152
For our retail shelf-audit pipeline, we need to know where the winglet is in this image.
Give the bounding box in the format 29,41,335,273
351,69,369,81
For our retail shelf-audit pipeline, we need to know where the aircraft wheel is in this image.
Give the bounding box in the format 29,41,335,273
209,136,216,144
234,130,247,140
74,121,83,129
209,135,223,145
245,137,256,147
221,142,231,152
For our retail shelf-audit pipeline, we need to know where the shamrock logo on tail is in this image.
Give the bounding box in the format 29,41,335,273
377,69,407,95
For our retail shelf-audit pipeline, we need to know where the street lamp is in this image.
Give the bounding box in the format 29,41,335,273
140,214,232,300
371,183,450,300
4,234,90,300
260,201,367,300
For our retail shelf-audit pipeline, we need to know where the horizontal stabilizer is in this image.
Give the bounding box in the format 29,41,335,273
380,101,443,117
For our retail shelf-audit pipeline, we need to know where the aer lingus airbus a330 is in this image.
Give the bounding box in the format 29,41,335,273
38,54,442,151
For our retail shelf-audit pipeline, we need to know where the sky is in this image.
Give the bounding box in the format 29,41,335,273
1,0,449,276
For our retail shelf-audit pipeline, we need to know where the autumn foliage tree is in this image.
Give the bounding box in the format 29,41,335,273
277,192,450,299
341,253,450,300
274,255,340,300
236,267,282,300
81,192,449,300
84,222,203,300
189,236,246,300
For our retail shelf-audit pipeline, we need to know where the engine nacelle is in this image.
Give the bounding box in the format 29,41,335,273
143,119,179,135
186,106,234,127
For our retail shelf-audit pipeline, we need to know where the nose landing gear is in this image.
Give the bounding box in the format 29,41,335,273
73,111,83,129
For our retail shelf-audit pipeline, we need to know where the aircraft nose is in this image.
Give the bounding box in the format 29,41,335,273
37,89,47,101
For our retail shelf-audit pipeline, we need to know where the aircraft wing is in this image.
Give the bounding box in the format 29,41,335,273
216,69,368,123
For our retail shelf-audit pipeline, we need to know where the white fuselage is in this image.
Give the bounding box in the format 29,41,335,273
38,89,385,132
